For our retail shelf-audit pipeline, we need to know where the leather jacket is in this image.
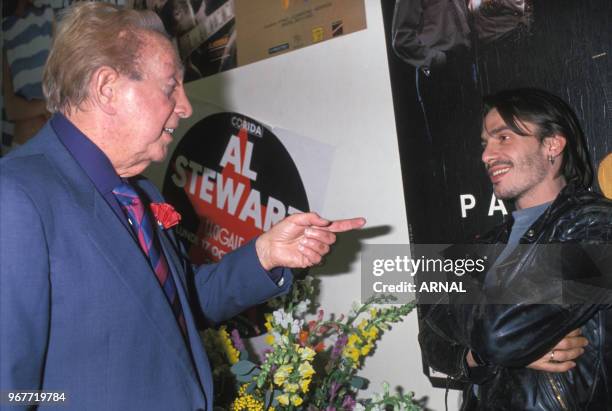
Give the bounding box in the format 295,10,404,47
419,183,612,410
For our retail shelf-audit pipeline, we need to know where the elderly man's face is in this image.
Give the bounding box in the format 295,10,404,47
112,34,192,176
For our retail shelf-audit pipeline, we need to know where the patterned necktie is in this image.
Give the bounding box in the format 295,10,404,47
112,182,187,335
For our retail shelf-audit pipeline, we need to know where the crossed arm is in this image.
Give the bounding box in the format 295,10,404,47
419,302,599,383
466,328,588,372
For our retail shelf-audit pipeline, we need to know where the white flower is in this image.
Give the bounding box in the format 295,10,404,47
272,308,305,335
291,318,304,335
371,393,383,402
354,404,366,411
294,299,310,317
273,308,293,328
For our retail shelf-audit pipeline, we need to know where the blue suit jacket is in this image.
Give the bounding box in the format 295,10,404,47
0,124,292,410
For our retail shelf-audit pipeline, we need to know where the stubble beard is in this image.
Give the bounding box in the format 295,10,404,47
493,150,549,202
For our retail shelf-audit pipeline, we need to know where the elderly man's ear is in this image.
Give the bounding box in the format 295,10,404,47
91,66,119,115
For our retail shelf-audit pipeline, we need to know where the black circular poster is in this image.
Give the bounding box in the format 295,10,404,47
162,112,309,265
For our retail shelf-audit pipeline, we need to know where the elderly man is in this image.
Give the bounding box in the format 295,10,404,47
0,3,364,410
419,88,611,410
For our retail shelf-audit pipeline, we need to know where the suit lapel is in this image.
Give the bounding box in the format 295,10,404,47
156,226,212,395
90,195,197,376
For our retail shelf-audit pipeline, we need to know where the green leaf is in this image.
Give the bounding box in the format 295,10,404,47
230,360,258,376
256,376,266,389
350,376,368,390
236,373,254,383
236,367,261,383
264,388,273,408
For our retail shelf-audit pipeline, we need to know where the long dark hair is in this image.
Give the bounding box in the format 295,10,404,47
483,88,593,189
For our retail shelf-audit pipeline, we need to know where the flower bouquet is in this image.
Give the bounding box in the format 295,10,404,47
204,276,421,411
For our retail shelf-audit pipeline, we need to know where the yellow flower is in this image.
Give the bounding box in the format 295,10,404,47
230,384,264,411
348,333,362,346
264,314,273,332
273,365,293,386
218,326,240,364
291,394,303,406
277,393,290,406
298,362,315,379
231,392,264,411
361,343,373,356
300,377,312,393
298,346,316,361
357,319,368,331
265,334,275,345
343,346,361,363
370,308,379,317
363,325,379,340
237,384,249,395
227,349,240,364
285,383,299,393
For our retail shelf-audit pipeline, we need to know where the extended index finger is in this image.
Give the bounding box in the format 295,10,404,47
325,217,366,233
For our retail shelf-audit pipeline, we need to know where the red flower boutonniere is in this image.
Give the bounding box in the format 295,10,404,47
150,203,181,229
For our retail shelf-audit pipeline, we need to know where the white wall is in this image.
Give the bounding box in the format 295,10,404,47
146,1,460,409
